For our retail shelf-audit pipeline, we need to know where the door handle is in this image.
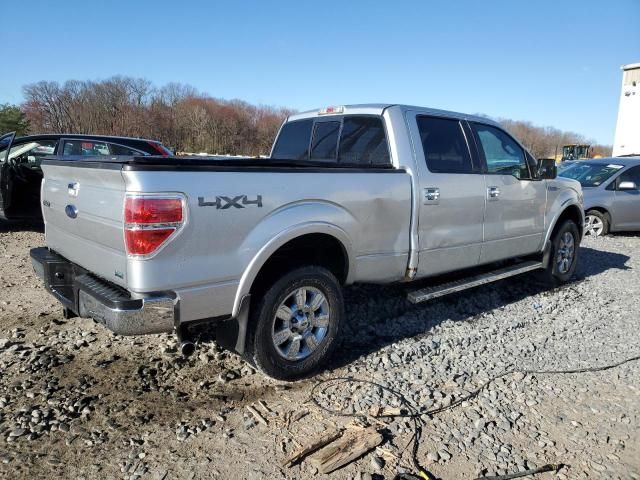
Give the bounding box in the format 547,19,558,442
424,187,440,204
488,186,500,200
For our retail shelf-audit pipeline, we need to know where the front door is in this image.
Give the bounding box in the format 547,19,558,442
0,132,16,218
409,114,486,277
613,165,640,230
469,123,546,264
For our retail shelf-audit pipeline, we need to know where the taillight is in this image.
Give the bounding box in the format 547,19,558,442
124,195,186,257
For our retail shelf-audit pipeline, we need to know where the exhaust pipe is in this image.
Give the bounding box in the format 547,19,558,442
180,340,196,357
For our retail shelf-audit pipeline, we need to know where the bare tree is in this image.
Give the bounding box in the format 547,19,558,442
21,76,611,158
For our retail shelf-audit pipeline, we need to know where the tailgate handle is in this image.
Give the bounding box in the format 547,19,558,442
68,182,79,197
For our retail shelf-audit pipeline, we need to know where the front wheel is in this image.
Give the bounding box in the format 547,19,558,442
541,220,580,284
248,266,343,380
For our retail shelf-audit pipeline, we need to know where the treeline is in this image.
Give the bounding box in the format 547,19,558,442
499,118,611,159
21,77,291,156
5,76,611,158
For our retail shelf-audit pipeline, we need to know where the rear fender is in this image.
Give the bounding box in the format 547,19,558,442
231,201,355,317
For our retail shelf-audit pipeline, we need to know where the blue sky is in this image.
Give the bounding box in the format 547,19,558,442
2,0,638,144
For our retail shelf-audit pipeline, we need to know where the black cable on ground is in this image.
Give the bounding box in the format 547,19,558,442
309,354,640,480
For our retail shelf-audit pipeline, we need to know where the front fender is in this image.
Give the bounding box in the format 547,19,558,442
231,200,356,317
543,191,584,246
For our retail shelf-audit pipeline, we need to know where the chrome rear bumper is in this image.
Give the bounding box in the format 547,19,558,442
30,247,176,335
77,290,175,335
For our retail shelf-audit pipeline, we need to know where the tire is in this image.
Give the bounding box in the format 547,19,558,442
541,220,580,284
248,266,343,380
584,210,609,237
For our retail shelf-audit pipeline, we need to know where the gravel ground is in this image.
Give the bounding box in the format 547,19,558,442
0,222,638,480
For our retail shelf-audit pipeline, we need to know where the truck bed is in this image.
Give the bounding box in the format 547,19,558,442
39,155,412,323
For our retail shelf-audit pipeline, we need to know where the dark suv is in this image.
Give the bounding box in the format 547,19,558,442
0,132,173,220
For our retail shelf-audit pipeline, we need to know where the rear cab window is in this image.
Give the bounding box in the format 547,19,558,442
340,116,389,165
272,115,390,166
310,121,340,161
271,120,313,160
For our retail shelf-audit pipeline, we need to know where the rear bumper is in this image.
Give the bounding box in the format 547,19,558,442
30,247,176,335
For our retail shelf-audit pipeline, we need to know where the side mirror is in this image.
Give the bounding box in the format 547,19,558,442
618,181,638,191
538,158,557,179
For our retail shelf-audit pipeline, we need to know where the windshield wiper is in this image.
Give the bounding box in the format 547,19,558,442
618,153,640,157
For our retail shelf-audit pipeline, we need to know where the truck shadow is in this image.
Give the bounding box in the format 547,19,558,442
326,246,630,372
0,220,44,233
191,246,630,376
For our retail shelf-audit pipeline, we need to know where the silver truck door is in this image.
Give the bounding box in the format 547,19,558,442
612,165,640,230
469,123,546,264
407,113,486,277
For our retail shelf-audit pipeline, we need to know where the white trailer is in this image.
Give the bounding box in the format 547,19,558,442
613,63,640,157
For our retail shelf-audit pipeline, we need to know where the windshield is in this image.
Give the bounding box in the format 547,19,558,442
558,162,625,187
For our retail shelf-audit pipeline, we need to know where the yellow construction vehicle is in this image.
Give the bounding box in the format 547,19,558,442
555,144,595,163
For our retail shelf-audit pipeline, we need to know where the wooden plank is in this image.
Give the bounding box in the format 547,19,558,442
368,406,403,417
282,428,344,468
246,405,269,426
308,428,383,474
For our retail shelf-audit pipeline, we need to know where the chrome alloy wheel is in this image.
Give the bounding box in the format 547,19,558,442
271,287,330,361
556,231,575,274
584,215,604,237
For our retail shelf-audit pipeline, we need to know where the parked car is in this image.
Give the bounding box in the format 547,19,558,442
556,160,576,174
29,104,584,380
0,132,173,221
558,157,640,236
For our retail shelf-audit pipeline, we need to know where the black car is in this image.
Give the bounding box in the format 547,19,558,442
0,132,173,220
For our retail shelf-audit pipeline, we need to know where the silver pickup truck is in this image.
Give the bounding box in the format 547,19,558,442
30,104,584,379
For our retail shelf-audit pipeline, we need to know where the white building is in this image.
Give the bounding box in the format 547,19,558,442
613,63,640,157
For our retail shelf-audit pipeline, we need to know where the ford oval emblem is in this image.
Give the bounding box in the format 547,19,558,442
65,204,78,219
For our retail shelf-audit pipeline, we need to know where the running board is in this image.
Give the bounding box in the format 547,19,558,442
407,260,543,304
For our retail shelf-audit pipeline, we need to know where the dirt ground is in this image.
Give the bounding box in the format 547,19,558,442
0,222,638,480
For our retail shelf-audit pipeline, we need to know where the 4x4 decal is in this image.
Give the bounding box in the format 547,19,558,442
198,195,263,209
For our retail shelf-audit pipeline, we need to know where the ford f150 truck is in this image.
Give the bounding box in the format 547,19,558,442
30,104,584,380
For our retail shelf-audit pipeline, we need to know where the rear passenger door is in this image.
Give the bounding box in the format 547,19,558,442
469,123,546,263
409,114,486,277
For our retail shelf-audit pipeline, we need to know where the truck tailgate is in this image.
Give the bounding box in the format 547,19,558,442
41,162,128,287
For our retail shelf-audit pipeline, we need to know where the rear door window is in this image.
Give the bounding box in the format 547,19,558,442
310,121,340,161
271,120,313,160
339,116,389,165
63,140,111,156
417,116,473,173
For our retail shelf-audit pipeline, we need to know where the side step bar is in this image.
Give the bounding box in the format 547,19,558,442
407,260,543,304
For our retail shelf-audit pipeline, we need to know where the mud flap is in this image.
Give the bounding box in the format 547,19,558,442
542,239,553,268
216,295,251,354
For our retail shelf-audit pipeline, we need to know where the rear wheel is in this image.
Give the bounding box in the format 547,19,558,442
541,220,580,284
248,266,343,380
584,210,608,237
